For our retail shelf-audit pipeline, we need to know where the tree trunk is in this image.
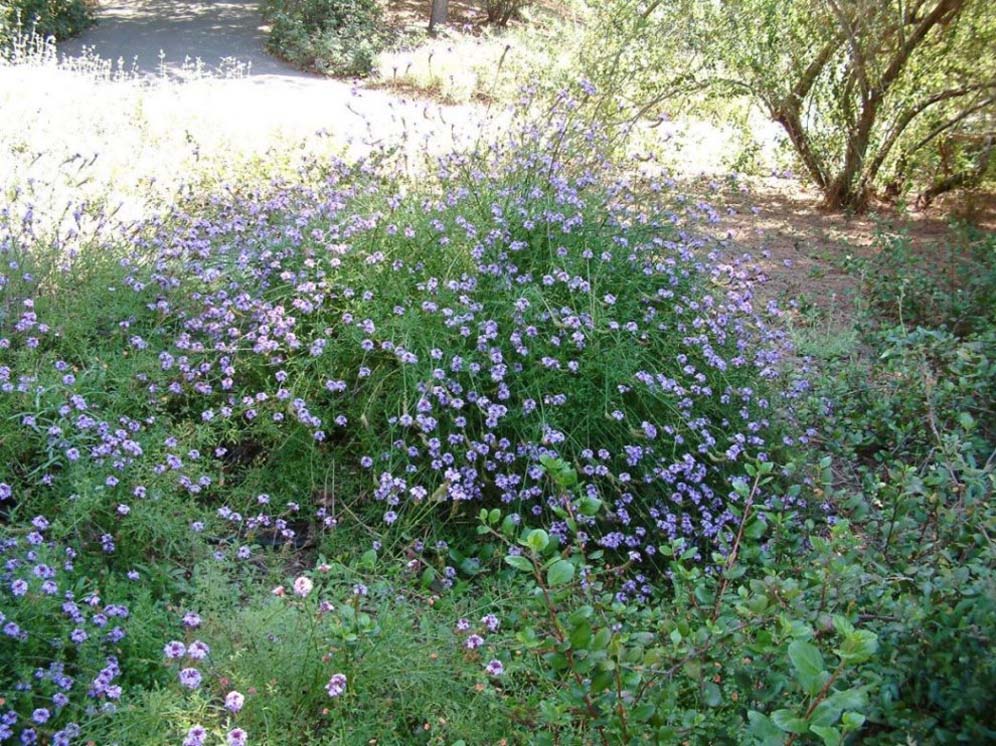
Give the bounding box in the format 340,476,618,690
429,0,448,33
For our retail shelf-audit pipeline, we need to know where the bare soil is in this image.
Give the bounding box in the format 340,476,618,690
694,174,996,322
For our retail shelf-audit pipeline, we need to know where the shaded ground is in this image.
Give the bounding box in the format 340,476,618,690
701,175,996,324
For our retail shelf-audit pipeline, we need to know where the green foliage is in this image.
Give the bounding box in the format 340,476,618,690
476,460,883,745
0,0,93,45
850,222,996,336
795,226,996,743
261,0,384,76
106,555,532,745
578,0,996,210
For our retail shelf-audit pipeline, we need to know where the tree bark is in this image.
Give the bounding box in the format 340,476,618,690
429,0,448,33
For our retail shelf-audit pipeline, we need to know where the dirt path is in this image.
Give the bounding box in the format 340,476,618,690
59,0,302,76
47,0,487,171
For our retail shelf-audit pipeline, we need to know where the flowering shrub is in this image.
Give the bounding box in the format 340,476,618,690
468,459,881,745
0,516,129,744
0,101,801,581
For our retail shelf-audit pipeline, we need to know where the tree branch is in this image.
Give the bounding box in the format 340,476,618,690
862,83,996,192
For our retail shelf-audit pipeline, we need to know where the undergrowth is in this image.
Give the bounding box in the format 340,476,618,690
1,84,993,746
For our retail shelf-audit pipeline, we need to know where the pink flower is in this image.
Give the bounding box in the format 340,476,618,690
293,576,313,597
325,673,347,697
225,690,245,713
485,659,504,676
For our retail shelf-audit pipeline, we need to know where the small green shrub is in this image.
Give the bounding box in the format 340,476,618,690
261,0,384,76
469,458,882,745
793,226,996,743
484,0,532,27
850,223,996,337
0,0,93,45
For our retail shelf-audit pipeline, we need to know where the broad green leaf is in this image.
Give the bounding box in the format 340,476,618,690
591,669,614,692
810,725,841,746
836,630,879,663
547,559,575,586
828,687,868,711
809,699,842,727
359,549,377,568
526,529,550,552
788,640,826,695
569,620,593,649
841,712,866,731
591,627,612,650
771,710,809,734
703,681,723,707
504,554,534,572
579,496,603,516
420,566,436,588
744,518,767,539
746,710,785,745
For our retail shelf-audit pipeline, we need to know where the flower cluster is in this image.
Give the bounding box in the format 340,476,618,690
454,614,504,677
0,517,129,744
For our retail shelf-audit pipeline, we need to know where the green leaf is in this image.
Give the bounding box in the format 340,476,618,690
703,681,723,707
526,529,550,553
569,620,593,649
589,670,613,692
809,699,842,727
809,725,841,746
836,630,879,664
841,712,866,731
771,710,809,734
828,687,868,711
546,559,575,586
746,711,784,745
420,566,436,588
632,703,657,722
504,554,534,572
359,549,377,569
744,518,767,539
789,640,827,696
591,628,612,650
579,496,603,516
